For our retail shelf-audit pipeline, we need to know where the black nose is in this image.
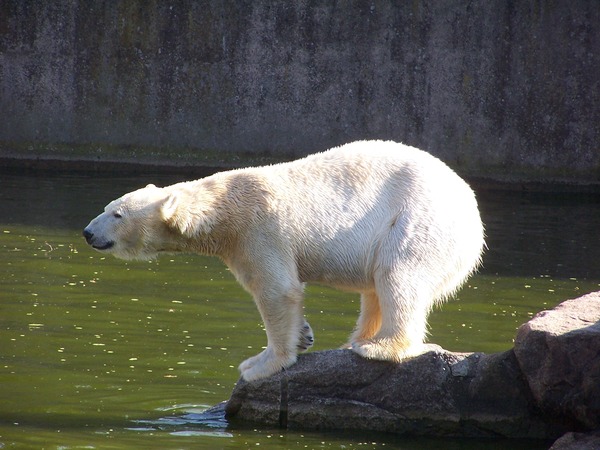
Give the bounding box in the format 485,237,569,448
83,228,93,242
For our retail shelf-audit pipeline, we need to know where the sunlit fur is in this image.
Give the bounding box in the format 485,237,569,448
83,140,485,381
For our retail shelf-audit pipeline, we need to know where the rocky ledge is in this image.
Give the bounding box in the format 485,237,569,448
221,292,600,448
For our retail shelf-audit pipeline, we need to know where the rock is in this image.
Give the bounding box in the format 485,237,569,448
225,346,552,438
224,292,600,440
549,431,600,450
514,292,600,430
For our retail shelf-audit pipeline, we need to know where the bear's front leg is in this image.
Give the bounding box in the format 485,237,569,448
239,282,306,382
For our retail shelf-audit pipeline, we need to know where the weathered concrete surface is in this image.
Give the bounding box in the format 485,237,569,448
1,1,599,183
224,293,600,443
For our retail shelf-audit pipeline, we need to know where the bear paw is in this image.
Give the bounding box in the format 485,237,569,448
297,321,314,352
239,348,297,382
351,339,426,362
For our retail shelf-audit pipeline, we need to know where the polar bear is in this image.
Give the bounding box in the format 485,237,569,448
83,140,484,382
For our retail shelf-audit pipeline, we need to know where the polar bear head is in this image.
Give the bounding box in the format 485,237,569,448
82,184,169,260
83,183,217,261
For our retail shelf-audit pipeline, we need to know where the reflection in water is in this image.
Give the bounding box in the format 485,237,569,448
131,403,231,437
478,189,600,279
0,170,597,449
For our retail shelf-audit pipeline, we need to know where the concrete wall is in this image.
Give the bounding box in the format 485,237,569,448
0,1,598,183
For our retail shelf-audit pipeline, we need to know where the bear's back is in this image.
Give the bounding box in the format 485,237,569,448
241,141,483,291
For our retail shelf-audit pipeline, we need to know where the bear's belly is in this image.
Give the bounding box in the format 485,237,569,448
297,252,374,292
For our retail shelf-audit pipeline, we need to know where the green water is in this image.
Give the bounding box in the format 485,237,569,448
1,171,599,449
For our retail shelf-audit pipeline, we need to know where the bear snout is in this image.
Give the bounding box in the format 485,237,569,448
82,228,94,243
82,228,115,250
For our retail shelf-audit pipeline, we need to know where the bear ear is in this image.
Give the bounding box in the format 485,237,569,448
161,193,179,221
146,183,157,189
160,192,210,238
160,193,187,234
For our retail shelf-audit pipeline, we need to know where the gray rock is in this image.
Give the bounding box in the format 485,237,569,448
549,431,600,450
225,292,600,441
514,292,600,430
226,346,552,438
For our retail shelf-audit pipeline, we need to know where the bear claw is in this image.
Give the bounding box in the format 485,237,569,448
297,321,314,351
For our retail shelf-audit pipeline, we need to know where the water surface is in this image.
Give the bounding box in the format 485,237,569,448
1,170,598,449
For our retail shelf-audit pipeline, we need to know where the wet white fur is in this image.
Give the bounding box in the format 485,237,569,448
84,140,485,381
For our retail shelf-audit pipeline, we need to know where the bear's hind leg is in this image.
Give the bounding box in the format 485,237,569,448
351,269,431,362
351,300,428,362
343,291,381,348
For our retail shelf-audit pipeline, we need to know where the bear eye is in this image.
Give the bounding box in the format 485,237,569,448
113,212,123,219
